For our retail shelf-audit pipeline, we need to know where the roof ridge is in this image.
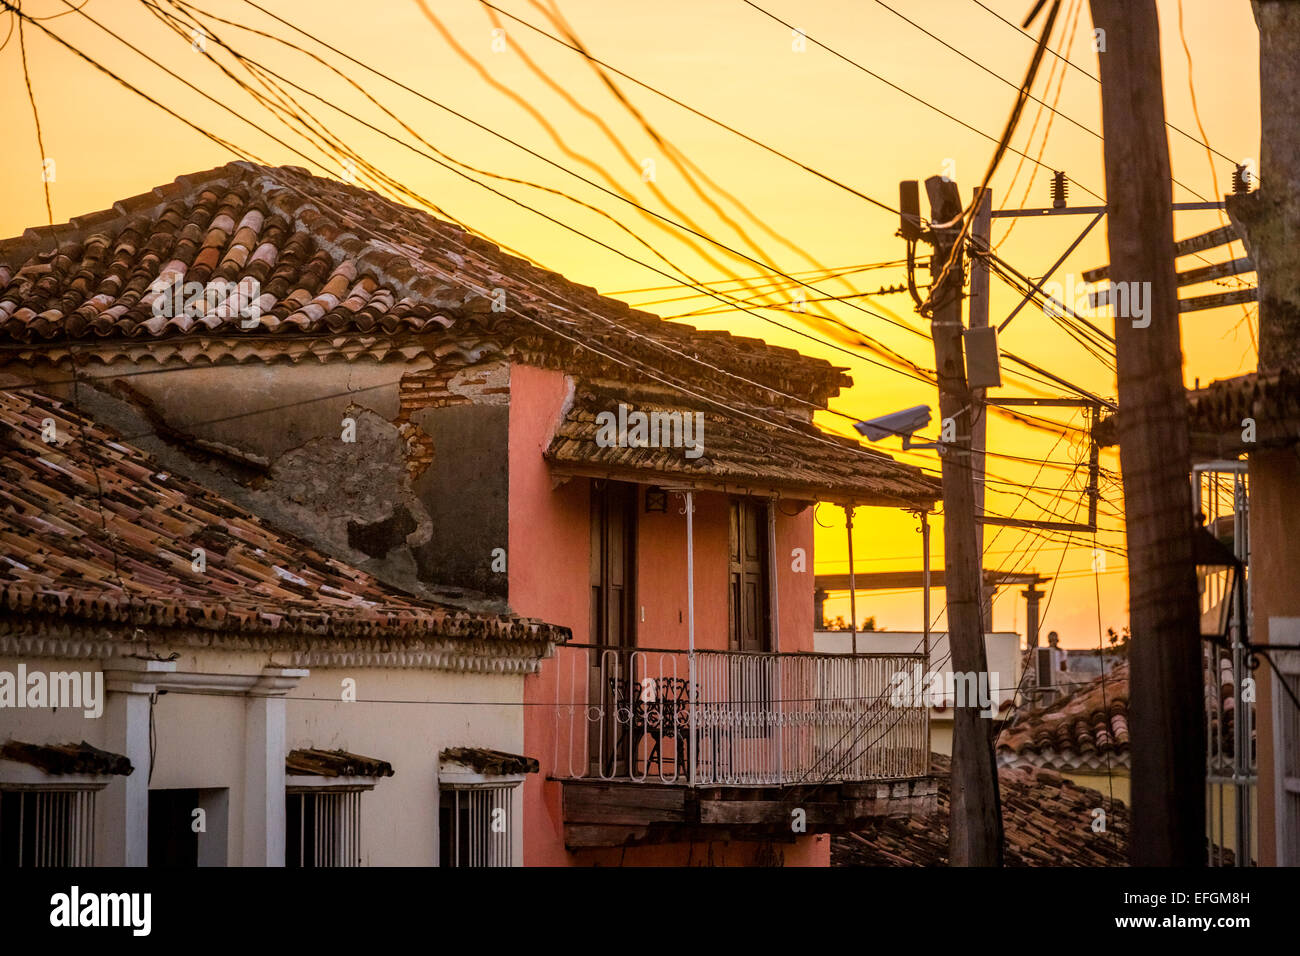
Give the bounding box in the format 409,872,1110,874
0,163,852,407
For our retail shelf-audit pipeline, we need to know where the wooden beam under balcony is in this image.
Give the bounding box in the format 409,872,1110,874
559,776,938,849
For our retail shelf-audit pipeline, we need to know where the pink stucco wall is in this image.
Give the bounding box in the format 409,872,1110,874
509,364,826,867
1247,449,1300,866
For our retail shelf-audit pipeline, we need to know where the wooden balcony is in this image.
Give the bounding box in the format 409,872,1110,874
561,776,938,848
550,644,935,848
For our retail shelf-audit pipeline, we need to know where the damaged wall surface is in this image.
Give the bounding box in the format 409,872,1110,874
10,350,513,608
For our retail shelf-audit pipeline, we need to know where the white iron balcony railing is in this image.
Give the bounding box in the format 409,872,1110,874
552,644,928,786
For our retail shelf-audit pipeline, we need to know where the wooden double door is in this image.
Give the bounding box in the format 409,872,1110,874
586,485,773,776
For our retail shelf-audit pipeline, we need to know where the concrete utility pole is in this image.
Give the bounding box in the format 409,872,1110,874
1089,0,1205,866
1229,0,1300,372
924,175,1004,867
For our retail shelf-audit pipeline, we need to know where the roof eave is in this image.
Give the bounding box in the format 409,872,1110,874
545,459,939,511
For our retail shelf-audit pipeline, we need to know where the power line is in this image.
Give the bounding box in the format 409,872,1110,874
12,10,876,479
171,0,949,380
29,0,92,19
28,0,1105,454
25,0,1118,444
216,0,914,351
56,0,929,398
475,0,902,217
613,259,916,303
994,0,1083,248
922,0,1064,315
148,0,1103,438
15,2,1111,519
873,0,1214,202
968,0,1243,171
479,0,831,292
16,14,53,225
741,0,1104,202
411,0,763,290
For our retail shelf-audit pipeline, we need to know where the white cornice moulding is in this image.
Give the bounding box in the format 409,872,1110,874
102,662,308,697
101,658,177,695
0,629,549,676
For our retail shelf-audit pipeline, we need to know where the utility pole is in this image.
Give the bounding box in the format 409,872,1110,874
1090,0,1205,866
922,175,1004,866
969,188,994,634
1229,0,1300,371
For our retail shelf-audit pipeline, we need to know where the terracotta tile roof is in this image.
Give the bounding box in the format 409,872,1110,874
0,740,133,777
286,748,394,778
836,754,1240,867
1205,653,1246,762
1001,656,1249,768
0,163,850,408
833,753,1129,866
440,747,539,776
1187,368,1300,432
545,381,939,507
997,662,1130,772
0,388,568,645
1095,366,1300,453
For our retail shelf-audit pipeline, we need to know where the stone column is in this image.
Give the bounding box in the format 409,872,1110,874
1022,585,1045,649
242,667,308,866
101,659,177,866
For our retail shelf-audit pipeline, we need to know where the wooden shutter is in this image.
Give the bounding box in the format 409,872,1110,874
590,480,637,649
728,498,771,652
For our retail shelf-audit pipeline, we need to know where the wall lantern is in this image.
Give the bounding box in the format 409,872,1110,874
1192,518,1246,647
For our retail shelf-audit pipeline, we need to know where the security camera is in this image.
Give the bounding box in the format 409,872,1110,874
854,405,932,443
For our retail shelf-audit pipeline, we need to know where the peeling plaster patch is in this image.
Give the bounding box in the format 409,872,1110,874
271,405,434,564
28,371,494,609
347,504,418,558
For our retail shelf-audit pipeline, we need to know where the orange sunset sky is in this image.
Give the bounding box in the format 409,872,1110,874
0,0,1262,647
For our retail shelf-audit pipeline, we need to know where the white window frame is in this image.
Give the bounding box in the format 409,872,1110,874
284,778,375,868
0,762,107,867
437,767,525,868
1269,619,1300,866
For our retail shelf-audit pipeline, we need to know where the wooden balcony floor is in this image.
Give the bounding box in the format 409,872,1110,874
557,776,938,849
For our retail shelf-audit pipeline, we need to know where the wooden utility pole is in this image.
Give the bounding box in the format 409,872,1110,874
1229,0,1300,372
969,188,994,634
1090,0,1205,866
924,175,1004,866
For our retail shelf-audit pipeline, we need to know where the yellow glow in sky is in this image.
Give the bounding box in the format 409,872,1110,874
0,0,1263,646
